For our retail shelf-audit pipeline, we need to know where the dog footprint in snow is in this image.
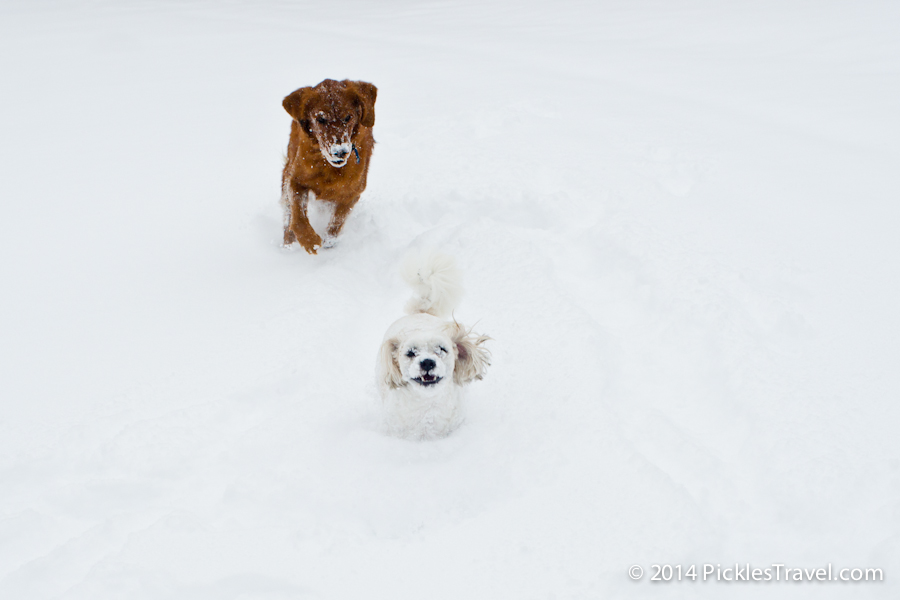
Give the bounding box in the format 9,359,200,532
633,146,711,198
659,165,696,197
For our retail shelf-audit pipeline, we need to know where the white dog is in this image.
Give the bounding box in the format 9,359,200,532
376,251,491,440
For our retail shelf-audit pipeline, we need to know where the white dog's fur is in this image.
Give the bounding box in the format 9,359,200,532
376,250,491,440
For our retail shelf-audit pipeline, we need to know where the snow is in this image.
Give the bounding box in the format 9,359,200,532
1,1,899,598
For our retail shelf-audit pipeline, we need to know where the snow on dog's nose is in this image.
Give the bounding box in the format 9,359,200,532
326,142,352,167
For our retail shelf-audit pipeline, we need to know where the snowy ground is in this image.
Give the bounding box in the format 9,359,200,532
1,1,899,598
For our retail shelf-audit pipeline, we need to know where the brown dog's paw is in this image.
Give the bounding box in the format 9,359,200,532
283,228,297,246
294,228,323,255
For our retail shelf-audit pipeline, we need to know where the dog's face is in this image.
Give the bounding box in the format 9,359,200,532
379,322,491,394
283,79,377,168
395,333,456,393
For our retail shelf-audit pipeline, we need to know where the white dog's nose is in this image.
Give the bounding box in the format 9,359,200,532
420,358,436,372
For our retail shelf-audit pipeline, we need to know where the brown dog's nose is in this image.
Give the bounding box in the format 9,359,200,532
333,148,349,159
420,358,436,372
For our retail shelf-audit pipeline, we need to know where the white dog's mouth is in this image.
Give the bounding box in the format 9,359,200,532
412,374,443,387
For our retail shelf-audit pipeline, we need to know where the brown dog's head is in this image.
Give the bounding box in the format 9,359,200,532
283,79,377,168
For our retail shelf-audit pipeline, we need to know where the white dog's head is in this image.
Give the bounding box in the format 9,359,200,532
379,322,490,393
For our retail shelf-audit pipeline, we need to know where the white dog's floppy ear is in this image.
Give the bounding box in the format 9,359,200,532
448,323,492,386
378,338,404,389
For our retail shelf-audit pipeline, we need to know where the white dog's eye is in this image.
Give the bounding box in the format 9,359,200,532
405,349,416,358
438,346,447,354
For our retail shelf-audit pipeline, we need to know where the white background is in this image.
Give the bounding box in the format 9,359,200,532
1,1,898,598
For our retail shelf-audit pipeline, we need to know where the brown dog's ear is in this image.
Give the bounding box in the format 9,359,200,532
283,87,314,133
379,337,404,389
347,80,377,128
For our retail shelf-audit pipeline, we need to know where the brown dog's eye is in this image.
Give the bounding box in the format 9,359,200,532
316,117,327,125
343,115,352,123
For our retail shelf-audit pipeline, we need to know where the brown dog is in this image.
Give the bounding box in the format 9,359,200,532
281,79,377,254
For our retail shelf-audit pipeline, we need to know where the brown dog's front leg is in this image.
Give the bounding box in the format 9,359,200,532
286,186,323,254
324,200,357,247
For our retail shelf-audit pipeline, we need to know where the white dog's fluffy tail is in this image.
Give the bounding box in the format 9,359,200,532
401,249,463,318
